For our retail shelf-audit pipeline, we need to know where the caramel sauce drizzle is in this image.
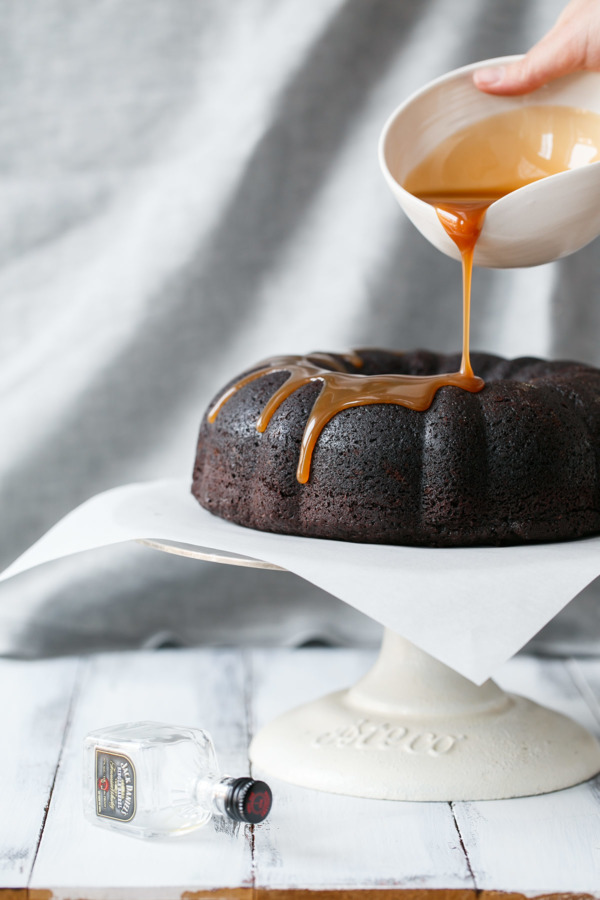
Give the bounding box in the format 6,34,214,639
206,197,489,484
209,107,600,483
208,347,483,484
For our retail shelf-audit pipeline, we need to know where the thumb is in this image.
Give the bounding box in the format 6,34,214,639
474,33,585,95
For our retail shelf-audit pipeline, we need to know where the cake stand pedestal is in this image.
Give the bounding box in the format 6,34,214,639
142,539,600,801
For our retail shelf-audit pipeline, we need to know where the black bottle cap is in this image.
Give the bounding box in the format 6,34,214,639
225,777,273,824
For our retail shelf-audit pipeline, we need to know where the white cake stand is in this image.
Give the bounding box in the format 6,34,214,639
141,539,600,801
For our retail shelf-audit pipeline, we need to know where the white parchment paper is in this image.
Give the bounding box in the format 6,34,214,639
1,478,600,684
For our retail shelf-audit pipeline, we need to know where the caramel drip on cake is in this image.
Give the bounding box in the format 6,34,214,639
207,182,491,487
208,351,483,484
207,192,488,485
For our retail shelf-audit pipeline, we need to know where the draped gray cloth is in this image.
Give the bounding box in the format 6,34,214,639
1,0,599,657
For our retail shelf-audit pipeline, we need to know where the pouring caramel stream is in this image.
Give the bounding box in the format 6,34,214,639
425,195,499,378
209,105,600,482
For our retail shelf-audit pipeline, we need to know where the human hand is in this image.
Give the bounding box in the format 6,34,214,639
474,0,600,95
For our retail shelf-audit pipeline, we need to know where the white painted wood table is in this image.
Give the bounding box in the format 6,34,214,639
2,646,600,900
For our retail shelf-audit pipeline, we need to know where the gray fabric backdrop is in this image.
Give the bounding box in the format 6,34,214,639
1,0,599,658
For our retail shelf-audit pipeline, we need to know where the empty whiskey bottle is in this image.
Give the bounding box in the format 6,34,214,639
83,721,272,839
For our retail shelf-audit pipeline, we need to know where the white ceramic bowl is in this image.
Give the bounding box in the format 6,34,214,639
379,56,600,268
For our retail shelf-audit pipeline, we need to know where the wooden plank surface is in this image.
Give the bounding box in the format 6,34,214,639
0,656,79,889
1,648,600,898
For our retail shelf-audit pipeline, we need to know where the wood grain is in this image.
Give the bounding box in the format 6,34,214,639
1,649,600,897
0,657,79,890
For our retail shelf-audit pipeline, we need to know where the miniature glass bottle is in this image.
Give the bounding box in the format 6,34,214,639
83,721,272,839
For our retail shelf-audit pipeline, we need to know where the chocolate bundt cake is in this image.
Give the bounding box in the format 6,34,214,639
192,349,600,547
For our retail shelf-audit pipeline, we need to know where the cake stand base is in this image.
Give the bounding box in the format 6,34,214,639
250,629,600,800
141,541,600,801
